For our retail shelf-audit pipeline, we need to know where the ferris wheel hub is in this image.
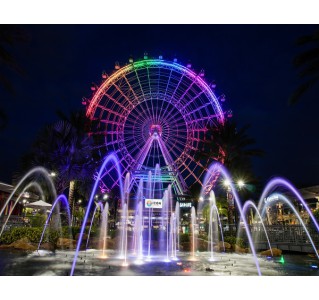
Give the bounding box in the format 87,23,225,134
86,58,228,193
150,124,162,137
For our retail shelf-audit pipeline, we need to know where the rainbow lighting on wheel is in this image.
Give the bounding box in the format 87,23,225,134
84,56,230,195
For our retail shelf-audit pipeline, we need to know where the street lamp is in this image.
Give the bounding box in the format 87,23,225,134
237,180,245,189
22,199,27,218
223,179,231,187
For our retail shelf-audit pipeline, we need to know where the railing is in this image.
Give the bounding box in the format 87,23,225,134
232,224,319,252
0,215,30,232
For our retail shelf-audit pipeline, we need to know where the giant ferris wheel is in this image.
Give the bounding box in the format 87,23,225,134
84,55,230,196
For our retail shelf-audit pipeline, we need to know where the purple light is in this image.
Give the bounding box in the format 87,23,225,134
38,194,70,251
241,200,273,257
258,177,319,233
70,153,123,276
201,162,262,276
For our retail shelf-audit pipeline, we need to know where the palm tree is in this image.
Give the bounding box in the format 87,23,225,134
197,119,264,229
200,119,263,172
21,112,96,222
290,27,319,104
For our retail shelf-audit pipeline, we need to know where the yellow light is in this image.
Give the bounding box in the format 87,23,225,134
224,179,231,187
238,180,245,188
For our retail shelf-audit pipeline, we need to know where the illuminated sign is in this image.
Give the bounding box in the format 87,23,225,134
264,195,279,204
179,202,192,208
145,199,162,209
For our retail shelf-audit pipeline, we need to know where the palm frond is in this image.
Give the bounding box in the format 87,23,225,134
289,77,319,105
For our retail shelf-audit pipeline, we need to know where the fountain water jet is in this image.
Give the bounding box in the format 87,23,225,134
239,200,273,257
175,202,180,252
99,202,109,258
86,201,103,249
38,194,71,251
0,182,45,237
260,193,319,259
146,171,154,260
0,167,57,230
190,206,197,260
200,162,262,275
70,153,124,276
208,204,225,260
258,177,319,233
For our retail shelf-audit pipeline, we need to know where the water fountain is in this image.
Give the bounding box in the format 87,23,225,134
190,206,197,260
38,194,71,251
239,200,273,257
99,202,109,258
0,167,57,235
1,156,319,277
86,201,103,249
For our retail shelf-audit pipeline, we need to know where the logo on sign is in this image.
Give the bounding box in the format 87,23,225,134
179,202,192,208
145,199,162,209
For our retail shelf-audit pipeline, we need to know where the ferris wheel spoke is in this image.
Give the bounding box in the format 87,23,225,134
96,104,125,119
183,102,211,118
109,162,132,190
158,68,174,118
180,89,206,111
112,82,134,108
165,136,186,153
172,75,199,107
87,59,226,192
123,75,140,104
99,119,124,127
103,91,129,113
99,153,127,179
179,160,203,185
145,67,157,122
187,115,220,127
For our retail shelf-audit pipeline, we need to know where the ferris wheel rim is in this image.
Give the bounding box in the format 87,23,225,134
86,59,225,123
86,58,227,190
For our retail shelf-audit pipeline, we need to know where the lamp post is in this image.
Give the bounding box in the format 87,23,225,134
224,179,245,233
22,199,27,219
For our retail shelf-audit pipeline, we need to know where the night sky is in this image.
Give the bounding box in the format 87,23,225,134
1,24,319,188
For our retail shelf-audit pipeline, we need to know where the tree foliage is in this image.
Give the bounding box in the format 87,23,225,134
21,110,96,195
290,27,319,104
198,118,264,187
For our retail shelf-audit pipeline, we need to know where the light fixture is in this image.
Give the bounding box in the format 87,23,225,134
223,179,231,187
237,180,245,188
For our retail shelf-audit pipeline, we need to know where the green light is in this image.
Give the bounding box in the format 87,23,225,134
279,255,285,264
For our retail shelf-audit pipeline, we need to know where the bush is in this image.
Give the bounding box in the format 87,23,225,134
0,227,71,246
224,236,245,248
30,213,47,227
0,227,43,244
179,233,190,243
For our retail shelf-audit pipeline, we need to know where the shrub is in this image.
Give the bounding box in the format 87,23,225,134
0,227,70,246
179,233,190,243
30,213,47,227
224,236,245,248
